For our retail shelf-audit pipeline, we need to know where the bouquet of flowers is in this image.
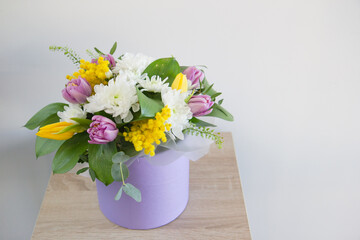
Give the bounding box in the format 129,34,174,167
25,42,233,202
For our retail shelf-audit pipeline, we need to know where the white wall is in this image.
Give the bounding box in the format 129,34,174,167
1,0,360,239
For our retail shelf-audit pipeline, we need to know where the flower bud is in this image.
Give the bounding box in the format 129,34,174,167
188,95,214,117
182,66,205,89
171,73,188,93
62,77,92,104
87,115,118,144
36,122,76,140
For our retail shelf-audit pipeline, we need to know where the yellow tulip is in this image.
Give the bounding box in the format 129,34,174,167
171,73,188,93
36,122,77,140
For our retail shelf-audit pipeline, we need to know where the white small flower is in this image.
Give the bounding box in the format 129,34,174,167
84,76,139,122
112,53,153,76
161,87,193,140
138,75,169,93
57,104,87,123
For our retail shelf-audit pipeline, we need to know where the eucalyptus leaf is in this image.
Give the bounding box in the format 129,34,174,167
205,103,234,121
115,186,123,201
25,103,67,130
76,167,89,175
88,141,117,185
142,57,180,85
111,162,129,182
136,87,164,118
52,132,89,174
112,152,130,163
123,183,142,202
109,42,117,55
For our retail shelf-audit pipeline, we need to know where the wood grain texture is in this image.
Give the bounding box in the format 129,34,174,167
31,132,251,240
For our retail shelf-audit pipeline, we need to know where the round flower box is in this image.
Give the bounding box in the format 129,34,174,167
96,150,189,229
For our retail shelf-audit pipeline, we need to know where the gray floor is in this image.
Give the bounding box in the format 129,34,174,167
0,130,52,240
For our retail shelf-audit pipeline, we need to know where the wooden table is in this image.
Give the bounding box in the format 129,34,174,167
31,132,251,240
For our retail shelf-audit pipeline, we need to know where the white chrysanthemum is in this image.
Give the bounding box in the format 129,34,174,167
57,104,87,123
112,53,153,76
138,75,169,93
84,76,139,122
161,87,193,140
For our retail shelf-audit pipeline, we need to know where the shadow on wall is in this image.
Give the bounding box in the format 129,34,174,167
0,133,53,240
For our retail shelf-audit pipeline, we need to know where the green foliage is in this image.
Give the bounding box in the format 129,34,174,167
49,45,82,66
94,47,104,55
123,183,141,202
70,118,92,128
109,42,117,55
52,132,89,174
76,167,89,175
184,124,224,149
24,103,67,130
89,168,96,182
111,162,129,182
142,57,180,85
86,49,98,59
112,151,130,163
36,137,65,158
135,87,164,119
205,103,234,121
190,117,217,127
88,141,117,185
115,186,123,201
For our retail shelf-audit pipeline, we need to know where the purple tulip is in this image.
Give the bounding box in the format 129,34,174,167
62,77,92,104
182,66,205,88
92,54,116,68
87,115,119,144
188,95,214,117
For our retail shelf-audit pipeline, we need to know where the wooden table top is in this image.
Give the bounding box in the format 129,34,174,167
31,132,251,240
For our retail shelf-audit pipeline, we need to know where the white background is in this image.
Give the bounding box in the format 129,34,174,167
1,0,360,239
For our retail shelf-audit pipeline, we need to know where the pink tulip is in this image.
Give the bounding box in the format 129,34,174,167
62,77,92,104
182,66,205,88
87,115,118,144
188,95,214,117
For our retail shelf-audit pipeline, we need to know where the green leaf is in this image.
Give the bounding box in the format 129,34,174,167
136,87,164,118
190,117,217,127
89,168,96,182
203,83,214,95
35,137,65,158
218,99,224,105
76,167,89,175
115,186,123,201
88,141,117,185
52,132,89,174
94,47,104,55
55,124,84,135
142,57,180,85
71,118,92,128
202,78,218,97
205,103,234,121
112,152,130,163
25,103,67,130
211,92,222,100
111,162,129,182
35,113,64,158
123,183,142,202
109,42,117,55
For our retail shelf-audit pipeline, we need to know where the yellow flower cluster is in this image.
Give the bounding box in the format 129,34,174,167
123,106,171,156
66,57,110,92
